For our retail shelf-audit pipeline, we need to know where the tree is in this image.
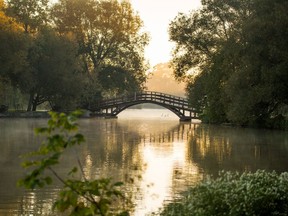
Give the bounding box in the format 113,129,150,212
169,0,246,81
0,0,29,109
20,28,83,111
98,65,143,97
169,0,288,128
0,0,28,79
51,0,149,97
224,0,288,127
169,0,247,123
6,0,49,33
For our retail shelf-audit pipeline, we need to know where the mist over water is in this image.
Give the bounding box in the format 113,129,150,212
0,109,288,215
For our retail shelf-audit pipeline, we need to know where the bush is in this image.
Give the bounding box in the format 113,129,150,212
158,170,288,216
0,104,8,112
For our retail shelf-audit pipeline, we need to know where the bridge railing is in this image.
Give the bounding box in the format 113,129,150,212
136,91,190,108
91,91,197,112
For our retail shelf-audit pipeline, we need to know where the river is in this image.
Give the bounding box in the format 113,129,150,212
0,109,288,215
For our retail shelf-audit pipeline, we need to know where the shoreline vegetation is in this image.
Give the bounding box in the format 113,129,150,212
0,110,98,118
0,111,50,118
157,170,288,216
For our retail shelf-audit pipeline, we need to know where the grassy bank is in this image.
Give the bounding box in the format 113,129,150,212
156,170,288,216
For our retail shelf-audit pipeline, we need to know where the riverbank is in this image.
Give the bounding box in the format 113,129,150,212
0,110,97,118
0,111,50,118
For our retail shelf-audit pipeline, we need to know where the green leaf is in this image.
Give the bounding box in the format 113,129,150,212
34,127,49,135
114,181,124,187
21,160,39,168
44,176,53,185
68,167,78,176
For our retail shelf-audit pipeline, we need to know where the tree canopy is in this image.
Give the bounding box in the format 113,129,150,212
6,0,49,33
51,0,148,97
0,0,148,111
23,28,83,111
169,0,288,129
0,0,27,79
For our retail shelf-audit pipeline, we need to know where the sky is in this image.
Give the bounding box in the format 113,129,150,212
50,0,202,67
130,0,202,67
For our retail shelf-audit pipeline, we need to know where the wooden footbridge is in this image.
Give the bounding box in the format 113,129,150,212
88,91,200,121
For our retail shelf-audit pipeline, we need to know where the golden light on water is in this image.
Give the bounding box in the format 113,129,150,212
1,113,287,215
134,139,199,215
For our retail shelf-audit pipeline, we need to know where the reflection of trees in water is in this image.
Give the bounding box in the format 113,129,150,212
79,120,200,180
78,119,202,214
15,190,60,216
1,119,202,215
3,118,287,215
0,119,64,216
78,119,143,181
188,124,288,176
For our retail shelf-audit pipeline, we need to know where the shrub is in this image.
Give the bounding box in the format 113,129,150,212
158,170,288,216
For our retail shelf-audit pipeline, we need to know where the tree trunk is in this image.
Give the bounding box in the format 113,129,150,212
27,92,34,111
32,102,37,111
32,94,39,111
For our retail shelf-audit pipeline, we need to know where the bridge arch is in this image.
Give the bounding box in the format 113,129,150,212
89,91,199,121
111,101,186,118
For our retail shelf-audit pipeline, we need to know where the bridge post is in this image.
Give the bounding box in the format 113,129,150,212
104,114,118,119
179,117,192,122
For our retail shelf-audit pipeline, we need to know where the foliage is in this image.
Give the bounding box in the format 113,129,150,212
158,170,288,216
23,28,84,111
0,0,30,110
18,111,131,215
6,0,49,33
0,0,28,79
0,78,26,110
224,0,288,128
169,0,288,129
1,1,84,111
51,0,148,96
1,0,148,111
98,65,144,97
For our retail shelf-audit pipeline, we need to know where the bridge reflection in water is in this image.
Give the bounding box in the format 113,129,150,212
81,117,203,215
110,119,201,215
140,123,197,144
80,116,288,215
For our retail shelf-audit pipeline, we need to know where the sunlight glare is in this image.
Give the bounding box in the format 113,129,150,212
134,139,197,215
130,0,202,66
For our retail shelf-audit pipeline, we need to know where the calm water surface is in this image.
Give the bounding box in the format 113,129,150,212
0,109,288,215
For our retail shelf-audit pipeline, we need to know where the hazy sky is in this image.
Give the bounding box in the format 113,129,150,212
130,0,202,66
50,0,202,67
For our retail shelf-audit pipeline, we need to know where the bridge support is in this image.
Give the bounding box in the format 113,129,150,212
104,114,118,119
90,112,118,119
179,117,192,122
